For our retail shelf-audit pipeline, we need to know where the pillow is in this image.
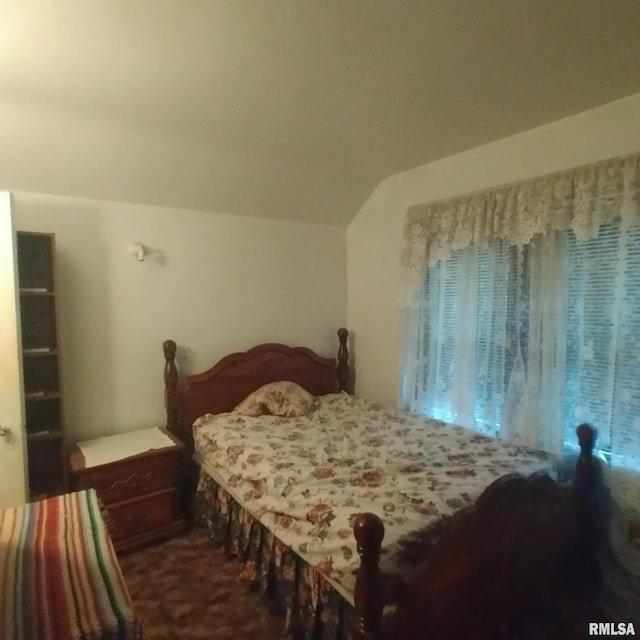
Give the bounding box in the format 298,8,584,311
234,381,315,417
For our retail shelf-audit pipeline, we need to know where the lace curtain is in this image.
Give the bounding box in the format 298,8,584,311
400,153,640,309
402,235,570,453
400,152,640,520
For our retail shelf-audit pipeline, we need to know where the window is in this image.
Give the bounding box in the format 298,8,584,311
564,224,640,472
418,240,512,438
410,224,640,471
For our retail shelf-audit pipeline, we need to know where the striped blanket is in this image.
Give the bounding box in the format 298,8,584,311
0,490,146,640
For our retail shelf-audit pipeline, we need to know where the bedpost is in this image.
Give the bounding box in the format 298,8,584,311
573,423,602,587
352,513,385,640
337,327,350,393
574,423,598,496
163,340,181,440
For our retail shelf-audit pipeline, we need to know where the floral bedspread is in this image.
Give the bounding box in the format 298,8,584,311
193,393,553,603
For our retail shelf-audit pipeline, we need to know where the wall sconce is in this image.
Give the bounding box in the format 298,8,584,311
131,243,146,262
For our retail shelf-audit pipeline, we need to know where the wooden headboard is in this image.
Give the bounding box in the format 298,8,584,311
163,328,350,447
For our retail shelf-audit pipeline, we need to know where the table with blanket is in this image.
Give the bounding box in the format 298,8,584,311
0,489,145,640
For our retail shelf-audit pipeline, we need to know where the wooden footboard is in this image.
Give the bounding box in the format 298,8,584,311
351,424,603,640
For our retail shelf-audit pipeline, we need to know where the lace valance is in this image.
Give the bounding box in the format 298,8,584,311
401,152,640,308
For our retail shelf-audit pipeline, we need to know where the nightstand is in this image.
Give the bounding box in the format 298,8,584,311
69,427,186,554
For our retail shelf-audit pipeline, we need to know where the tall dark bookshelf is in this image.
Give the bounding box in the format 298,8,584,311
16,231,68,499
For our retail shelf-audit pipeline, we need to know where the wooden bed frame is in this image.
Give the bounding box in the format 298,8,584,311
162,330,605,640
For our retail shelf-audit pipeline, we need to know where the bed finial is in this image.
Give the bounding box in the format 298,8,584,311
163,340,180,438
575,423,597,496
352,512,385,640
337,327,350,393
574,423,602,587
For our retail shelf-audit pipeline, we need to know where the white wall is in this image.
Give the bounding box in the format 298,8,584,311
347,92,640,405
13,193,346,441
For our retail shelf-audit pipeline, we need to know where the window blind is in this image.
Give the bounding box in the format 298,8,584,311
415,223,640,472
564,224,640,471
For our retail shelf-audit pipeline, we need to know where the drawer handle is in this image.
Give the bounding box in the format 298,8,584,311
109,472,153,493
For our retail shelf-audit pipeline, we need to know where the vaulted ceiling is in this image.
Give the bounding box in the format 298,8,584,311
1,1,640,224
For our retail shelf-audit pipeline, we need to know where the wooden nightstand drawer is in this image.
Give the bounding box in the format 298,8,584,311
76,451,179,504
109,489,180,544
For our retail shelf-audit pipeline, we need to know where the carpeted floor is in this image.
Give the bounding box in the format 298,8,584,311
118,528,285,640
120,528,632,640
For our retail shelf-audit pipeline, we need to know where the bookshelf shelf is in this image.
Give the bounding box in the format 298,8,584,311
27,429,64,442
23,349,59,358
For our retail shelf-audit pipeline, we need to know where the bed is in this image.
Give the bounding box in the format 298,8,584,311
0,489,145,640
162,330,608,639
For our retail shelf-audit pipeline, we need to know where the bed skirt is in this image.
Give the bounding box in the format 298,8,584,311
195,472,355,640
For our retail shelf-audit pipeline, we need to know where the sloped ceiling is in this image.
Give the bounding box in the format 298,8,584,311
1,0,640,224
